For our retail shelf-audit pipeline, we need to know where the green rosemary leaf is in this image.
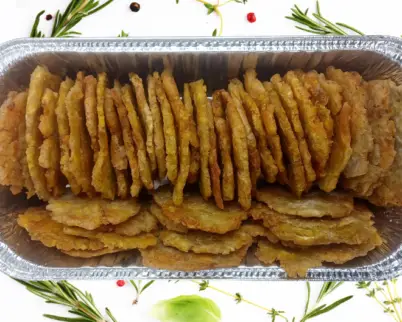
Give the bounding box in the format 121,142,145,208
130,280,139,293
199,280,210,291
140,280,155,294
287,0,365,36
30,10,45,38
43,314,92,322
304,282,311,316
106,308,118,322
234,0,248,3
212,29,217,37
303,296,353,321
176,0,179,3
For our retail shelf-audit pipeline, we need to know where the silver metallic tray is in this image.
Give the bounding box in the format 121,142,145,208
1,36,402,281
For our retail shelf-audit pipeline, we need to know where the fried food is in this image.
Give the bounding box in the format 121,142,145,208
369,82,402,206
17,208,104,251
160,229,252,255
232,79,278,183
130,73,157,174
250,203,376,246
244,69,286,183
318,74,343,116
56,77,80,195
66,73,94,196
150,202,188,233
147,75,167,180
153,188,248,234
140,243,249,271
39,89,63,196
265,80,307,195
326,67,373,178
256,186,353,218
104,88,128,198
154,72,178,184
211,92,234,201
284,71,330,178
300,71,334,149
318,103,353,192
62,248,122,258
185,83,201,184
256,232,382,278
47,195,141,230
0,92,26,195
92,73,115,199
121,84,153,190
171,86,191,206
26,66,61,200
96,232,157,249
83,75,99,159
239,223,279,243
229,80,261,193
111,81,142,197
114,209,158,236
183,83,200,149
208,96,223,209
343,80,396,197
190,80,211,199
220,90,252,209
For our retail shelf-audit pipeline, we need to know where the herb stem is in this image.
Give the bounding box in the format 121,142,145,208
191,280,286,318
386,283,402,322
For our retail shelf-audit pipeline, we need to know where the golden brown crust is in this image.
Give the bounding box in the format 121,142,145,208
265,80,306,196
220,90,251,210
92,73,115,199
343,80,396,197
141,243,249,271
190,79,212,200
153,188,248,234
318,103,353,192
130,73,157,174
245,69,286,183
229,80,261,194
326,67,373,178
250,203,377,246
121,84,153,190
256,186,354,218
284,71,330,178
26,66,61,200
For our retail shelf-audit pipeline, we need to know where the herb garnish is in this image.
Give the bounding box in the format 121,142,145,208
130,280,155,304
118,30,129,37
286,1,364,35
195,0,247,36
357,280,402,322
30,0,114,38
15,279,118,322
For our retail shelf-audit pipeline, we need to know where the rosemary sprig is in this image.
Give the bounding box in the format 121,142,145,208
286,1,364,36
30,0,114,38
300,282,353,322
15,279,118,322
357,280,402,322
195,0,247,36
130,280,155,304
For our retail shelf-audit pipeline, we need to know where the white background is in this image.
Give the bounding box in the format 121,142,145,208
0,0,401,321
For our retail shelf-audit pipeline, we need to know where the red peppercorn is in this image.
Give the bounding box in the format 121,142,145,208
45,14,53,21
116,280,125,287
247,12,256,23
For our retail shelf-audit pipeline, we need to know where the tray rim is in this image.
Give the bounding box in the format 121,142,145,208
1,35,402,281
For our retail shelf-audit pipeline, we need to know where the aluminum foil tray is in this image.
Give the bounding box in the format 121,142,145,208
0,36,402,281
